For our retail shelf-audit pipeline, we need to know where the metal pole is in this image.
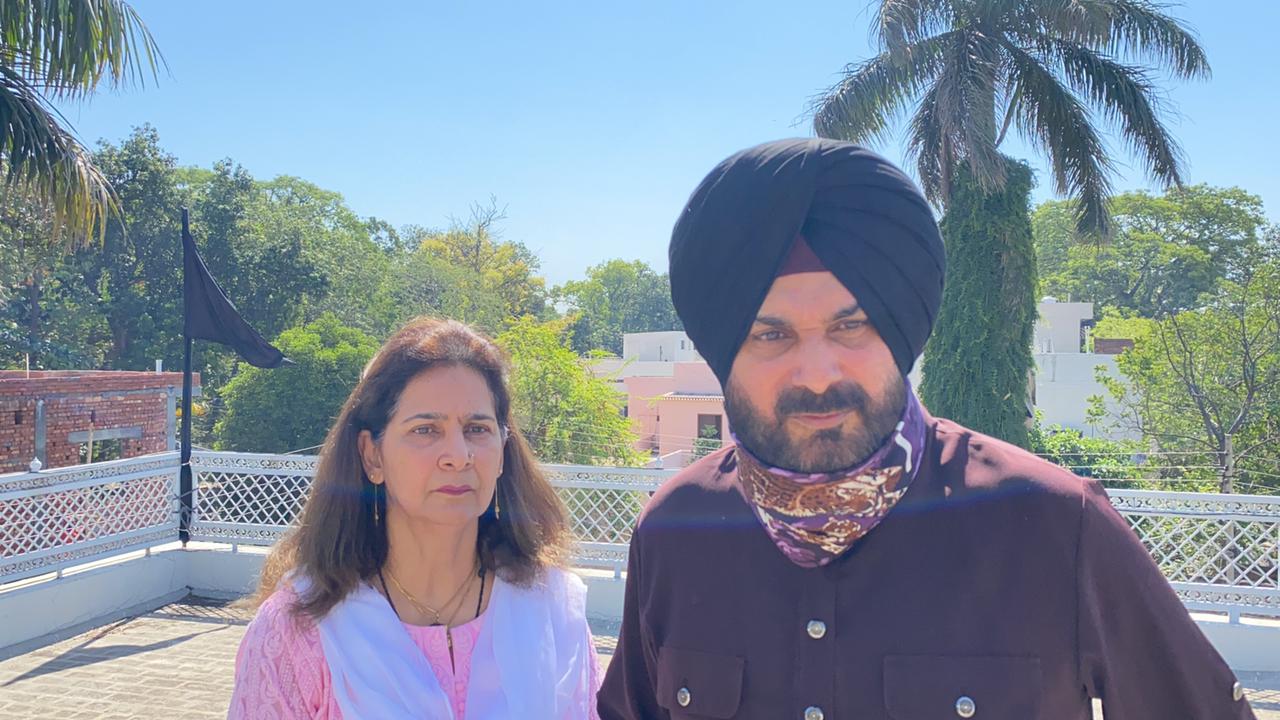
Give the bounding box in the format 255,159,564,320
179,209,194,546
180,334,193,545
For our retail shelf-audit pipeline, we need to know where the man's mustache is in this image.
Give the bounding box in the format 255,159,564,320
775,383,870,418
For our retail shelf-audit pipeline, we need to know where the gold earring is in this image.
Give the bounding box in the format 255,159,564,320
373,483,381,526
495,490,501,520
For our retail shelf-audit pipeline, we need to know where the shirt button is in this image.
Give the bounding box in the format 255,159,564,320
955,695,976,718
677,687,691,707
804,706,825,720
806,620,827,639
1233,681,1245,701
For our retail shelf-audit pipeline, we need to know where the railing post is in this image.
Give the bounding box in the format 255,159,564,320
165,387,177,452
179,335,193,545
172,454,186,544
34,398,46,467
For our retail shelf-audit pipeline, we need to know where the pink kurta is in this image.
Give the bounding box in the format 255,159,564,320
228,586,602,719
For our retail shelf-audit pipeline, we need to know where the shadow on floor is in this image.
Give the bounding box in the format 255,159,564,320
147,598,252,626
2,624,231,687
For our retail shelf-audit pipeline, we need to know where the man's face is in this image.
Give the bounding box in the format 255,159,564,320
725,271,906,473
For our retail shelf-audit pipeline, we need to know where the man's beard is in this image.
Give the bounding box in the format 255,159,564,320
725,374,906,473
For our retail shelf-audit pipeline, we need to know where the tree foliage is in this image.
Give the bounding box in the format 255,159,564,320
1029,417,1142,486
1091,257,1280,493
1034,186,1268,315
497,317,641,466
0,126,669,466
215,314,378,453
0,0,163,243
921,159,1037,447
402,201,549,331
556,259,681,355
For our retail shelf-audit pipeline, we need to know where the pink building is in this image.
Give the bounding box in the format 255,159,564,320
589,332,729,468
623,361,728,468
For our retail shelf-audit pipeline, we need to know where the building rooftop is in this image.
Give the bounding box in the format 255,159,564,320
662,390,725,400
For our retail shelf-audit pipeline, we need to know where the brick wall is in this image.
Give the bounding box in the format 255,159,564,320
0,371,200,473
1094,338,1136,355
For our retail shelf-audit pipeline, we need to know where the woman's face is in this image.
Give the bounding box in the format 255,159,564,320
359,364,506,528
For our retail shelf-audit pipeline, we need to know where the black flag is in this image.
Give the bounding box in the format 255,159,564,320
178,208,289,545
182,211,288,368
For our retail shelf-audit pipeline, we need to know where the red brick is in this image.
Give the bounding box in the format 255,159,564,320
0,371,199,473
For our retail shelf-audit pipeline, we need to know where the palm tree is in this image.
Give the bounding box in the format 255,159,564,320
0,0,163,243
811,0,1208,447
812,0,1208,236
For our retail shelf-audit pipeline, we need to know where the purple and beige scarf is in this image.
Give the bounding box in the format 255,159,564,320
734,387,927,568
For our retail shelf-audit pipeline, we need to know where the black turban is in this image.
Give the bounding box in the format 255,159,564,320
669,138,946,387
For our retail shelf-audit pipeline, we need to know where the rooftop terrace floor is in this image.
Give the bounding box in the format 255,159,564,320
0,596,1274,719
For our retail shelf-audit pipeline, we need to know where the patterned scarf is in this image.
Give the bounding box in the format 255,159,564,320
734,386,927,568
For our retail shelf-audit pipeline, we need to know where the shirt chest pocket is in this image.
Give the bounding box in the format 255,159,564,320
656,646,745,719
883,655,1042,720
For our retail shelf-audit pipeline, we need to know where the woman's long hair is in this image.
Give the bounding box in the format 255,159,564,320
250,317,570,620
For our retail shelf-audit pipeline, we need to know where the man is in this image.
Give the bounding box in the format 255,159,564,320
597,139,1256,719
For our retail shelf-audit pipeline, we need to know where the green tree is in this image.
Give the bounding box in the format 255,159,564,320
691,423,724,461
72,125,185,369
812,0,1208,447
378,246,504,334
1035,186,1268,315
251,176,390,334
1091,259,1280,493
0,190,66,364
1028,416,1142,486
497,317,641,466
215,314,378,453
0,0,162,242
556,259,681,355
0,187,108,368
921,160,1037,446
407,201,549,328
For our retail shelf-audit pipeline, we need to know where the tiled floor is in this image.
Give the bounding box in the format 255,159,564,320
0,598,1274,719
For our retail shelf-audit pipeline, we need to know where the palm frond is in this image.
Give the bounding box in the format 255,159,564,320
1001,41,1113,237
875,0,955,50
906,80,947,203
1095,0,1209,79
932,30,1005,194
1020,0,1209,78
1038,37,1184,187
0,0,164,97
812,30,959,144
0,63,116,244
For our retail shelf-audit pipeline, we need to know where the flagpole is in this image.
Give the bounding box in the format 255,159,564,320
179,208,194,546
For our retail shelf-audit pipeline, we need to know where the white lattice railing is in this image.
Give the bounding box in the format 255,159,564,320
188,451,318,546
186,451,668,575
0,452,180,584
541,464,669,574
4,451,1279,619
1110,490,1280,620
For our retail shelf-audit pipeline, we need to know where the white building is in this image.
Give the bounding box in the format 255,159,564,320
591,331,694,392
621,331,700,362
1032,299,1130,436
908,299,1129,437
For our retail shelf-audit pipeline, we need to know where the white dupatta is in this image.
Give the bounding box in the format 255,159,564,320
295,567,594,719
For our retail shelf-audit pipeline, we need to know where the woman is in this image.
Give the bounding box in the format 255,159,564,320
229,317,600,719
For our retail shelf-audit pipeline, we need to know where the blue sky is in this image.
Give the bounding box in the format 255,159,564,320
59,1,1280,286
